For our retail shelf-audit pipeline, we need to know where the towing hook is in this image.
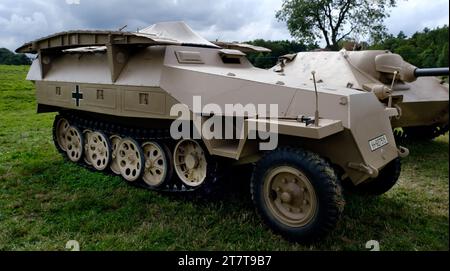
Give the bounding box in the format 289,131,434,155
397,146,409,158
347,162,379,178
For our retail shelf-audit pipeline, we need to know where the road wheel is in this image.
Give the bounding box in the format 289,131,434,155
65,125,84,163
109,135,122,175
83,129,94,165
349,158,401,196
251,147,344,242
84,131,112,171
117,138,145,182
173,139,222,195
53,115,70,153
173,139,208,187
141,141,173,188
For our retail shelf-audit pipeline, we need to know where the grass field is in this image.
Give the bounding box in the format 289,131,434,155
0,64,448,251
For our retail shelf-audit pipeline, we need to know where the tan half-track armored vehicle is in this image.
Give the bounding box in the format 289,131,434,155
273,50,449,140
17,22,409,242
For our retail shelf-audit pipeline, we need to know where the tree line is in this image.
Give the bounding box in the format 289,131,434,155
246,0,448,69
370,26,449,68
245,25,448,69
1,25,447,70
0,48,31,65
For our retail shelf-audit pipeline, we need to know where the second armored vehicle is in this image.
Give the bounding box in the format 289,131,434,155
273,50,449,140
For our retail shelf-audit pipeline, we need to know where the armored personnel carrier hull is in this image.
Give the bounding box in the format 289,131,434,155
273,50,449,140
17,22,408,242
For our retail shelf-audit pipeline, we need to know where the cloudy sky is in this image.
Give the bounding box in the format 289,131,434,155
0,0,448,51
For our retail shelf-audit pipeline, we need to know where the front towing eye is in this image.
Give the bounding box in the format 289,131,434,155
397,146,409,158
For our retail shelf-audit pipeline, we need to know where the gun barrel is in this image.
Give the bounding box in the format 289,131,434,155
414,67,449,77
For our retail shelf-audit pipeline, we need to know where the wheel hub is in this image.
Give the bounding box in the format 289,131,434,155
280,192,292,203
264,166,317,227
145,160,153,169
185,154,199,169
173,139,207,187
127,153,137,163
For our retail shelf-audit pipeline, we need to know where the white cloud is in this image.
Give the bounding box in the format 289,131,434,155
0,0,448,51
5,13,48,33
0,12,49,50
386,0,449,37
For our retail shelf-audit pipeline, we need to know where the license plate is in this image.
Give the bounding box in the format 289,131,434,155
369,135,388,151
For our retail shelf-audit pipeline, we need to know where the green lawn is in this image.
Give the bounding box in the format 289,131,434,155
0,64,448,251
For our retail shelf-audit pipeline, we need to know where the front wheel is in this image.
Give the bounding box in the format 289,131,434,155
251,147,345,242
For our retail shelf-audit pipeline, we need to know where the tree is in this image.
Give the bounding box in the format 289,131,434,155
0,48,31,65
276,0,397,50
369,26,449,68
246,39,317,68
438,43,449,67
397,31,407,39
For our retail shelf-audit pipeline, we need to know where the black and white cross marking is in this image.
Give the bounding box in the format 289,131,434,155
72,85,83,106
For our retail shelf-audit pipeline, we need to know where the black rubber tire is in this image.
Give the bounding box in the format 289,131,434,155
394,124,449,141
348,158,401,196
250,147,345,243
